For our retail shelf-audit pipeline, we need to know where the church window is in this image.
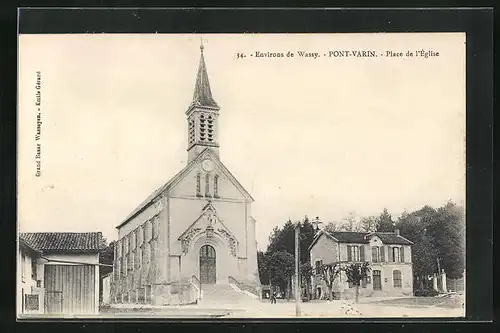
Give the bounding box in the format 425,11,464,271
205,174,211,197
199,115,206,141
196,173,201,196
189,119,195,145
214,175,219,197
207,116,214,142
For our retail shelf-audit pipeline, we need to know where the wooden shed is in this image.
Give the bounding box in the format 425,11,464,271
20,232,103,316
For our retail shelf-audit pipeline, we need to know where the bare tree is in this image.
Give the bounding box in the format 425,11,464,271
320,262,342,300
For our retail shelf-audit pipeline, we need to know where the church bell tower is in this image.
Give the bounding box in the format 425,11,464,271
186,42,220,162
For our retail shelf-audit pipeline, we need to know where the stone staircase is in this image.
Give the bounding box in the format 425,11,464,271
200,284,259,308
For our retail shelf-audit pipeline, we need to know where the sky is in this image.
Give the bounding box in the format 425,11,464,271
18,33,466,250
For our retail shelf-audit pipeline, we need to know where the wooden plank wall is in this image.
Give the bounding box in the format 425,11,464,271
44,265,95,315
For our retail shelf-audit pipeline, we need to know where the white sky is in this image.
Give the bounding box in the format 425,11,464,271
18,33,466,250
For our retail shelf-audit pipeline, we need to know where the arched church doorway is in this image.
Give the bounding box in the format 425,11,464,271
199,245,216,284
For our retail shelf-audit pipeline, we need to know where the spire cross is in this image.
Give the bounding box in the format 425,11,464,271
200,34,204,52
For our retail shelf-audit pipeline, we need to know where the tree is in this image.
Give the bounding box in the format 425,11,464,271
267,250,295,299
360,216,378,232
339,211,363,231
396,206,438,287
319,262,342,300
267,220,296,259
427,202,465,278
257,250,269,285
412,228,438,288
267,218,316,264
376,208,395,232
343,262,371,303
299,217,316,264
324,222,339,234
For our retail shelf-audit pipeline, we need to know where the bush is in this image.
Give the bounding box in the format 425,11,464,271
414,288,439,297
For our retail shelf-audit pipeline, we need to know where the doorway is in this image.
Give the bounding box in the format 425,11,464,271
373,270,382,290
199,245,216,284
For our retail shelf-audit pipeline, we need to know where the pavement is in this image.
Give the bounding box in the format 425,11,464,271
96,296,464,318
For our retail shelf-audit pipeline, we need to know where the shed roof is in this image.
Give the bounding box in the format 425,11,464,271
20,232,103,253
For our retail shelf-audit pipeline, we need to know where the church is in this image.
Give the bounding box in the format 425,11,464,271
110,43,260,306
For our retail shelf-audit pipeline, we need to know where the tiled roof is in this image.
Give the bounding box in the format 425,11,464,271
330,231,413,245
330,231,368,243
19,237,42,254
20,232,103,253
374,232,414,245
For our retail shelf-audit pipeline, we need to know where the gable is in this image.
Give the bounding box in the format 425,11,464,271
310,233,338,264
117,148,253,229
169,149,253,201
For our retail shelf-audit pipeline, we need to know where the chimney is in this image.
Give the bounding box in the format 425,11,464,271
395,229,400,236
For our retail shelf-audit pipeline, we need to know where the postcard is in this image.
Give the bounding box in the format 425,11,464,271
17,31,466,318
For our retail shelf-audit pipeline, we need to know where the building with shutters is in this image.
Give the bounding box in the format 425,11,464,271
309,229,414,300
17,232,103,316
110,43,260,306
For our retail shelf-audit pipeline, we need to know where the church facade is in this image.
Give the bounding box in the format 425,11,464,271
110,44,260,306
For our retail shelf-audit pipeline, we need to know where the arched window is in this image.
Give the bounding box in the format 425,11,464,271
188,119,195,145
205,173,211,197
371,246,380,262
392,247,400,262
214,175,219,197
196,173,201,196
207,115,214,142
393,270,402,288
199,114,206,141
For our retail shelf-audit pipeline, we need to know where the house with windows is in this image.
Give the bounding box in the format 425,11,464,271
309,229,413,300
17,232,103,316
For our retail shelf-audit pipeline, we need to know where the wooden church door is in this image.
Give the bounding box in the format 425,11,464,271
199,245,216,284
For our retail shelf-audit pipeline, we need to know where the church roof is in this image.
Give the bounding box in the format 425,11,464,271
192,46,219,108
116,148,254,229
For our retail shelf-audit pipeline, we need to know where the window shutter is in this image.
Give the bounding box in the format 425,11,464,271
360,245,365,261
347,245,352,262
388,246,394,262
400,246,405,262
380,246,385,262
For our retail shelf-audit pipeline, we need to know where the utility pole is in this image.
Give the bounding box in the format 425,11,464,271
295,222,301,317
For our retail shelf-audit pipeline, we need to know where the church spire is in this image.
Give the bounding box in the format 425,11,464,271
192,41,218,108
186,40,220,162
